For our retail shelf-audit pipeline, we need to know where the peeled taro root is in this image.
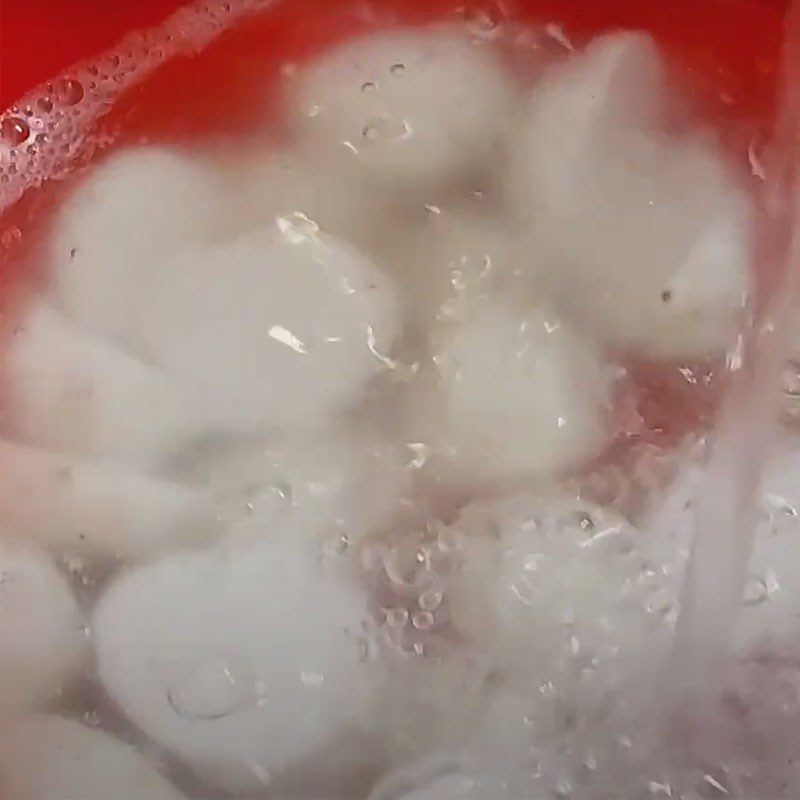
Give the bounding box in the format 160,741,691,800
93,535,386,796
139,222,400,432
0,715,186,800
4,302,220,466
0,441,218,559
50,147,234,349
506,32,752,360
0,541,88,712
288,25,517,193
409,299,614,486
182,427,411,544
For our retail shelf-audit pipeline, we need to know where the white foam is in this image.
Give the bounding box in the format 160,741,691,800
0,714,186,800
0,541,88,713
0,440,218,559
447,493,674,698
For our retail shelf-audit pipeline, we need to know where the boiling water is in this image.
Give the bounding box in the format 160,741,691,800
0,1,798,799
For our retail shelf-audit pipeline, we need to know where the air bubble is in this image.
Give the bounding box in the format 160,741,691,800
742,574,769,607
36,97,54,113
645,588,678,624
362,116,410,142
418,588,443,612
165,656,252,720
361,81,377,93
1,116,30,146
390,62,406,75
385,607,410,628
412,610,435,631
53,78,85,106
553,778,574,798
461,0,506,37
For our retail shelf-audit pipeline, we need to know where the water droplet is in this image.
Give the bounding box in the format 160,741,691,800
412,610,435,631
1,116,30,146
743,574,769,607
461,0,505,37
322,533,350,559
362,116,410,143
553,778,573,798
166,656,252,720
645,588,678,622
53,78,85,106
390,62,406,75
361,80,377,93
418,587,443,612
384,607,409,628
300,670,324,687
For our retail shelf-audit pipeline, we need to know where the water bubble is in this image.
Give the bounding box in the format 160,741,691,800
362,116,410,143
166,656,252,720
53,78,85,106
553,778,574,798
742,574,769,607
418,588,443,612
390,62,406,76
781,360,800,423
384,607,410,628
461,0,506,37
1,116,30,146
361,81,377,93
412,610,435,631
645,588,678,625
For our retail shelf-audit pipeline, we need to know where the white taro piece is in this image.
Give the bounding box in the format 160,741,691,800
0,440,218,559
50,147,233,349
236,150,390,253
93,535,385,795
0,715,186,800
416,299,612,485
140,222,400,431
183,428,410,543
0,541,88,712
288,25,517,192
383,199,527,340
506,32,752,359
4,301,219,466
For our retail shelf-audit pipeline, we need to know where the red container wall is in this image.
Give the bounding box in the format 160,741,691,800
0,0,790,111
